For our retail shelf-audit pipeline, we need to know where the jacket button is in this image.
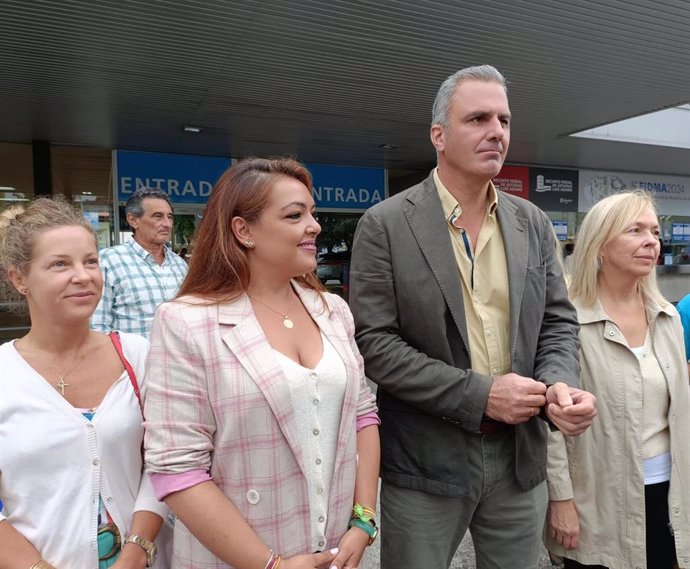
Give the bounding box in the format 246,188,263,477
246,489,261,504
608,330,615,336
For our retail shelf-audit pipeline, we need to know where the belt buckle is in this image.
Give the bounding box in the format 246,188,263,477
97,523,122,561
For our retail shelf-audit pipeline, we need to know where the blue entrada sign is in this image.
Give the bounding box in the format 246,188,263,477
306,163,386,210
114,150,231,204
113,152,386,210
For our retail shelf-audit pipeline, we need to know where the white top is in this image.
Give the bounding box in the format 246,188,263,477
631,334,672,484
0,332,168,568
273,332,347,542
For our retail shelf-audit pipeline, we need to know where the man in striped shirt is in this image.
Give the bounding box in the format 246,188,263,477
92,187,188,337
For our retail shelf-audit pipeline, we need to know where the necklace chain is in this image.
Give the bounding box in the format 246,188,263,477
24,339,89,396
247,292,296,329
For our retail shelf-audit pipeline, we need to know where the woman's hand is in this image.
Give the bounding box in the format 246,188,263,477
548,499,580,550
329,527,370,569
281,548,338,569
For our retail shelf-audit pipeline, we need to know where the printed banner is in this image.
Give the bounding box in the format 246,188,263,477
493,165,529,200
579,170,690,215
529,168,579,212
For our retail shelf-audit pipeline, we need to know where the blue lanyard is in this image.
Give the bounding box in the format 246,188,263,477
450,210,475,288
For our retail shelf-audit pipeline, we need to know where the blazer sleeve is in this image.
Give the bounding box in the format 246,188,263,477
532,211,581,387
330,293,378,419
349,207,492,432
144,302,216,476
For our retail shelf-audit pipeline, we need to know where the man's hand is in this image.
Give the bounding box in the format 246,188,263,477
548,499,580,550
545,382,597,436
485,373,547,424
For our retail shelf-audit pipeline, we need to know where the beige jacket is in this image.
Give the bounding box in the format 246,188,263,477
545,296,690,569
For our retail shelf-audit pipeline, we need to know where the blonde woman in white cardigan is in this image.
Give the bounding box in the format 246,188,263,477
0,197,168,569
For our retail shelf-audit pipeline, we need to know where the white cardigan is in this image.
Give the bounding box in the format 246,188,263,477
0,332,168,568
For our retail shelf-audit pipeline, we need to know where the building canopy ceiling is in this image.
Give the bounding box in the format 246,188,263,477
2,0,690,175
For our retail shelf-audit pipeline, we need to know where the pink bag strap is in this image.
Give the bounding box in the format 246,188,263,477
109,331,143,416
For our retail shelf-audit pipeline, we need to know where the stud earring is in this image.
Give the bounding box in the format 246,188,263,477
244,240,255,249
19,288,28,295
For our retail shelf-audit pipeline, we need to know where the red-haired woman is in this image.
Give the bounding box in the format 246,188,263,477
144,158,380,569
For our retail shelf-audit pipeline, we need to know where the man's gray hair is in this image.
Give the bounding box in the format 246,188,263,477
125,187,173,219
431,65,507,128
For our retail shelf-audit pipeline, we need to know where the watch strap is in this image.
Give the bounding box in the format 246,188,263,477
348,517,378,545
124,534,157,567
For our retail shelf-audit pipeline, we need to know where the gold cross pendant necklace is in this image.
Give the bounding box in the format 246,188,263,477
23,338,90,396
40,352,87,395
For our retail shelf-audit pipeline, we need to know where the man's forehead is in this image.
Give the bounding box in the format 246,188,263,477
453,80,510,111
142,197,172,213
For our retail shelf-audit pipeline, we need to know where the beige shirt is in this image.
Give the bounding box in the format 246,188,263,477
434,169,510,376
545,296,690,569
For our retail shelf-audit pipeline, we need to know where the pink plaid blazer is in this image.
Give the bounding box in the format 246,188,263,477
144,284,377,568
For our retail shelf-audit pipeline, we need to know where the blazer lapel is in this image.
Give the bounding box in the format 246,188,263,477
496,197,529,361
217,295,307,476
293,284,356,476
403,176,470,350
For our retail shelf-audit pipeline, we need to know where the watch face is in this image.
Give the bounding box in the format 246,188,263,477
369,526,379,545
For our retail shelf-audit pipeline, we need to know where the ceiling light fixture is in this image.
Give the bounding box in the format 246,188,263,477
184,126,202,133
379,143,399,150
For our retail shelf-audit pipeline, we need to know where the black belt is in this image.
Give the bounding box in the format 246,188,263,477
479,419,510,435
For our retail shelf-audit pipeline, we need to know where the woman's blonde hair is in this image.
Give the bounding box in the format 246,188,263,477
0,196,97,309
569,190,665,306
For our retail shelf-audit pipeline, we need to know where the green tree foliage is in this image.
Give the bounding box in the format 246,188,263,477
174,214,196,246
316,213,361,252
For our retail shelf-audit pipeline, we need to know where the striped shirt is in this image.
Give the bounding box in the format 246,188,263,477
91,239,188,337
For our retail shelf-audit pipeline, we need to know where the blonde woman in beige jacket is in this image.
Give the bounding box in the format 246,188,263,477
545,191,690,569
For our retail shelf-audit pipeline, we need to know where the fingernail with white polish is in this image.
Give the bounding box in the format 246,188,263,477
330,547,339,554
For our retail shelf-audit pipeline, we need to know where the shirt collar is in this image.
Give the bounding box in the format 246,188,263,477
433,168,498,226
574,295,675,326
126,238,170,263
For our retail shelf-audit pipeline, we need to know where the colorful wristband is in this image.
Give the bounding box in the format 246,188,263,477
352,503,376,523
348,516,379,545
